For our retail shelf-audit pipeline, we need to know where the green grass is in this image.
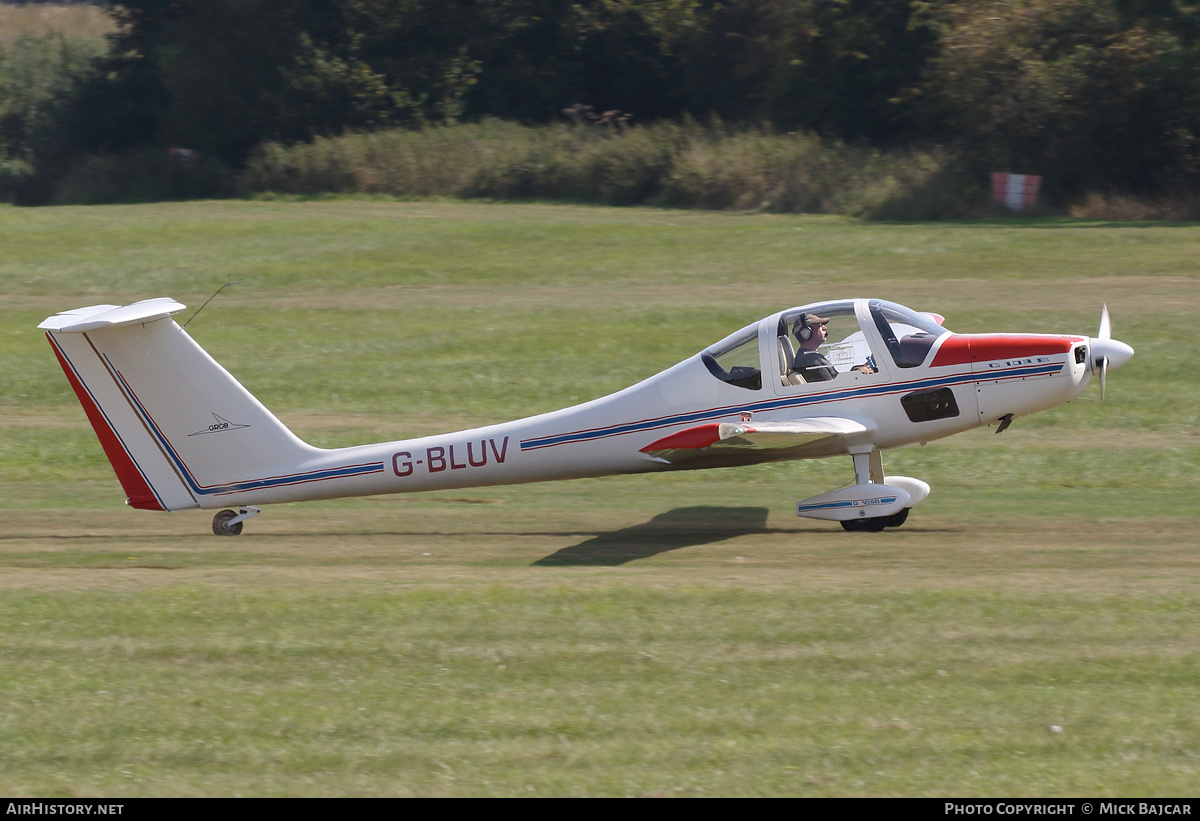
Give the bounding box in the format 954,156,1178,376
4,581,1197,796
2,201,1199,796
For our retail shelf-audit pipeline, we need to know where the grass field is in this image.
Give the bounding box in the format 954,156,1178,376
2,201,1198,796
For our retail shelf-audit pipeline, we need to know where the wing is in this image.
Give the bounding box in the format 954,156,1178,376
640,417,870,467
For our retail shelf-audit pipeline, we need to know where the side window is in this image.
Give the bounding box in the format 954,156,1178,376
779,309,876,385
702,327,762,390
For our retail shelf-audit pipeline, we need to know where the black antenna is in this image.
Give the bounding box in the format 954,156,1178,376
182,282,240,329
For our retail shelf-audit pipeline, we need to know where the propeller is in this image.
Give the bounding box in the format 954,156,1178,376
1098,304,1111,400
1089,304,1134,400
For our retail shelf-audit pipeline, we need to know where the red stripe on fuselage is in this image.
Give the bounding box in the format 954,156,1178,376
47,333,164,510
931,334,1080,367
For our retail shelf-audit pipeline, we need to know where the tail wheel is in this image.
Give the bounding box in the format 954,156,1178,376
212,509,243,536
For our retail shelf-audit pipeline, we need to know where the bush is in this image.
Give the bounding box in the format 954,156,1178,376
1068,192,1200,222
53,146,241,204
243,119,978,219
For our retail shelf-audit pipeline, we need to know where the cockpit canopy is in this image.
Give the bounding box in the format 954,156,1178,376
702,299,950,390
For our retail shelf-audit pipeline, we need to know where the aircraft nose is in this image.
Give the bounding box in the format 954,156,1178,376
1091,337,1135,371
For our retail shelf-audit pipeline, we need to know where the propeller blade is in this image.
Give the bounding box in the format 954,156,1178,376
1089,305,1132,401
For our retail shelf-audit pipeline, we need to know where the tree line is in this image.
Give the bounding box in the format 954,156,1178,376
3,0,1200,209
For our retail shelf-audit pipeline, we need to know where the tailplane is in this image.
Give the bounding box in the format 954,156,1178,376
41,299,320,511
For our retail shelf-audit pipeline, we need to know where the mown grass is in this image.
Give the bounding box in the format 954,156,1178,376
4,580,1198,797
1,201,1198,796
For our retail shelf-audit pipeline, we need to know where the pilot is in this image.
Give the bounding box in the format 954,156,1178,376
792,314,876,382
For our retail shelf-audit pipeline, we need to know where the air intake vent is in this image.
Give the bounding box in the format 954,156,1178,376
901,387,960,423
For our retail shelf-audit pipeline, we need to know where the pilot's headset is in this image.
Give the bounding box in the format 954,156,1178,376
796,314,816,340
794,314,814,342
794,313,829,344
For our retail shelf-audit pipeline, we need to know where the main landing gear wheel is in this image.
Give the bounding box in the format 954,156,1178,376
840,508,909,532
212,509,243,536
841,516,886,532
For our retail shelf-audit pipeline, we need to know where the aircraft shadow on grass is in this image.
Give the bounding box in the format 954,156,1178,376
533,505,771,567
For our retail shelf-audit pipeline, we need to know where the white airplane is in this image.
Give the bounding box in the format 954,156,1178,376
39,297,1133,535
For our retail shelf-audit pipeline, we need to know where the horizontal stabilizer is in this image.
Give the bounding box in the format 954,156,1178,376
38,298,187,333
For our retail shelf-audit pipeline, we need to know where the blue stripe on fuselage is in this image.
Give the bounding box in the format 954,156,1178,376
520,363,1062,451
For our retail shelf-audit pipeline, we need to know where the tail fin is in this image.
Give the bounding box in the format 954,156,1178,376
40,299,320,511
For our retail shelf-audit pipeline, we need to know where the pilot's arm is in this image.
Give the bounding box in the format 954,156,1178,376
854,355,878,374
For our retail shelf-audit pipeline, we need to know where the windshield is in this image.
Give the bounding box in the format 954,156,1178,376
868,300,950,368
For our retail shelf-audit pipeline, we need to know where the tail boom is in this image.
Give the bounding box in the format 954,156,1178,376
40,299,736,515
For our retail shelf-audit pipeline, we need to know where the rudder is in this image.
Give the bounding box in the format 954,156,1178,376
41,299,320,511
